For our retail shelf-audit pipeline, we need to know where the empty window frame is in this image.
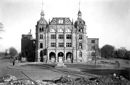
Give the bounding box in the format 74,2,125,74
66,43,72,47
51,43,56,47
58,34,64,39
58,43,64,47
66,34,72,39
40,43,43,48
51,34,56,39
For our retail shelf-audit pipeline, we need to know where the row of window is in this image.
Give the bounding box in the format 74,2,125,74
39,27,85,33
51,43,72,47
39,34,82,39
51,34,71,39
39,28,71,33
39,43,83,48
51,43,83,48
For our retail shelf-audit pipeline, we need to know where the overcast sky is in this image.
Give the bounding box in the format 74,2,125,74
0,0,130,52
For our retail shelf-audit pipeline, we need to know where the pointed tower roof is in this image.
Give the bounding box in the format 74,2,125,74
40,1,45,17
77,1,82,18
37,1,47,25
41,10,45,17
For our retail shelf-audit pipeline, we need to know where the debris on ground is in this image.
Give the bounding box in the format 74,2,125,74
0,75,130,85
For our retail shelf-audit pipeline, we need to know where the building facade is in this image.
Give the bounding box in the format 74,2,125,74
21,6,99,63
35,9,89,63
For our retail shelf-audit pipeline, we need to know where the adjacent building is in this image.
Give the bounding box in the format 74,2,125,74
87,38,100,60
21,30,35,62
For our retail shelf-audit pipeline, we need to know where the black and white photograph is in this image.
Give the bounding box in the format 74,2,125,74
0,0,130,84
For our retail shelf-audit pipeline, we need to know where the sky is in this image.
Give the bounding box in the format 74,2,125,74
0,0,130,52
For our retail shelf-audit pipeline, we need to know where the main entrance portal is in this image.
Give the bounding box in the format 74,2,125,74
58,52,64,62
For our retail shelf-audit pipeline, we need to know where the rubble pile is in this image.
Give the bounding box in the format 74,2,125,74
52,75,130,85
0,75,130,85
0,75,17,85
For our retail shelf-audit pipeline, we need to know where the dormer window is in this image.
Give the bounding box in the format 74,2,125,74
58,19,63,24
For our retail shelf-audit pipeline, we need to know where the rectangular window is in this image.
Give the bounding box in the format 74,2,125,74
79,51,82,57
40,34,43,39
40,43,43,48
79,35,82,39
58,43,64,47
91,40,95,43
51,34,56,39
51,43,56,47
66,35,72,39
58,34,64,39
66,43,72,47
79,43,82,49
91,46,95,50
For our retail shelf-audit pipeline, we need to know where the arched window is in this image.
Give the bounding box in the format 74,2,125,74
39,27,42,32
40,43,43,48
39,27,44,32
42,27,44,31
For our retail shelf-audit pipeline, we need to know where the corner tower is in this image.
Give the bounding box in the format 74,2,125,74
36,2,48,62
74,3,88,62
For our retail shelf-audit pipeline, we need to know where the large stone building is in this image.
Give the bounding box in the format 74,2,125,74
21,5,99,63
35,7,99,63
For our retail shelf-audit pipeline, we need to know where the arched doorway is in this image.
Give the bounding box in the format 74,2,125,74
49,52,56,63
66,52,73,63
58,52,64,62
40,50,43,62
